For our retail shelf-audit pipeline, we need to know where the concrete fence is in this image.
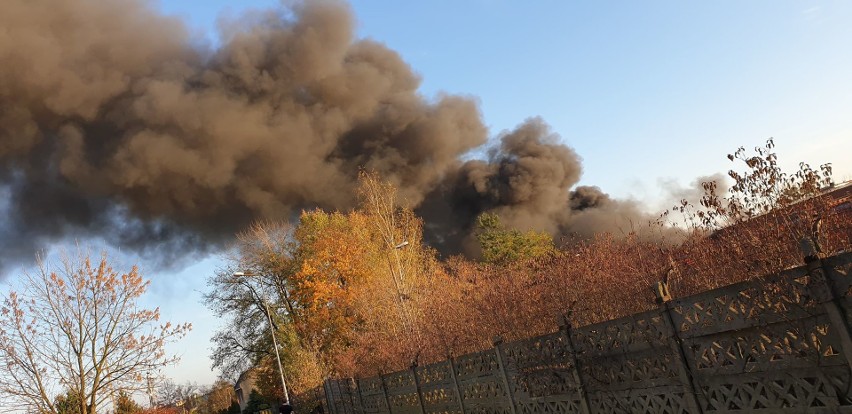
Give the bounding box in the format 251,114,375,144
294,248,852,413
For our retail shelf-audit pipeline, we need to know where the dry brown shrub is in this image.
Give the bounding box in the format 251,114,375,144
329,201,849,375
297,141,852,380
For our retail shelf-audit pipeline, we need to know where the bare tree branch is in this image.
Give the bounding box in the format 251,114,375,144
0,251,190,414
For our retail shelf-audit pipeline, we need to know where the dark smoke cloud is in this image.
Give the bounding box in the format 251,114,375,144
0,0,657,271
420,119,662,254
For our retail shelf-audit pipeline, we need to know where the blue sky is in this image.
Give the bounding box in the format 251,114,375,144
37,0,852,387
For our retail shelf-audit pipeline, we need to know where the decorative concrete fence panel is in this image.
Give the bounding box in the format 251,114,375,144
295,250,852,414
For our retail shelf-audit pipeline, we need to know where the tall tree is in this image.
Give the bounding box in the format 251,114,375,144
0,252,191,414
352,171,439,367
205,221,310,395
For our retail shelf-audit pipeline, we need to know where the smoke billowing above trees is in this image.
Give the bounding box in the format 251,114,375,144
0,0,655,270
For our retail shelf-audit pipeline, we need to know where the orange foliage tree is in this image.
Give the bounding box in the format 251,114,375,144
207,172,441,392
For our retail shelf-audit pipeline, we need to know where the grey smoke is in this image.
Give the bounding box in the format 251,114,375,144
0,0,662,270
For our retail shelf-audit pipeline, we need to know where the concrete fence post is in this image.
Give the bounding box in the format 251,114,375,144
492,336,518,414
801,238,852,377
351,378,365,414
654,281,704,414
448,356,466,413
411,364,427,414
323,379,338,414
379,373,393,414
558,316,592,414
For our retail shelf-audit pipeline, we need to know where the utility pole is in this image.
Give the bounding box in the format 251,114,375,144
146,373,155,408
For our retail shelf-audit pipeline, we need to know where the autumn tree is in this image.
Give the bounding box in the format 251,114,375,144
668,139,833,231
206,172,443,389
291,210,370,362
661,138,847,290
346,171,444,371
0,252,191,414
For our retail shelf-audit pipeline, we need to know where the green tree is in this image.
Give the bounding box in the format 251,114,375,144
241,390,270,414
115,390,142,414
475,213,555,264
54,390,82,414
224,402,241,414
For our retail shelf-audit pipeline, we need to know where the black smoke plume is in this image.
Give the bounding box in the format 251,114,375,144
0,0,656,270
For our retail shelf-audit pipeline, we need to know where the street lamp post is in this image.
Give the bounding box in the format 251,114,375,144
233,272,290,407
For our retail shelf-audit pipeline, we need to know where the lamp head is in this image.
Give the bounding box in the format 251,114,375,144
394,241,409,249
